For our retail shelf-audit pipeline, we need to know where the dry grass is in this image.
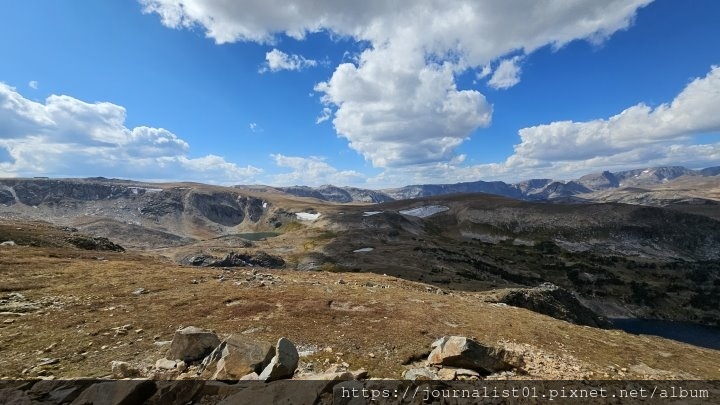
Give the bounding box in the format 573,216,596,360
1,243,719,380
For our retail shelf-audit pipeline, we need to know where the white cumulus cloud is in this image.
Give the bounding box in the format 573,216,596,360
260,48,317,73
488,56,523,90
270,154,364,186
361,66,720,186
28,81,38,90
0,83,261,183
140,0,654,168
509,66,720,165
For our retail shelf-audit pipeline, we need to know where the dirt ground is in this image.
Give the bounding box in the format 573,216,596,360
2,240,719,381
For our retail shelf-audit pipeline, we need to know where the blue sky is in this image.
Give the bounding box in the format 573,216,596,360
0,0,718,187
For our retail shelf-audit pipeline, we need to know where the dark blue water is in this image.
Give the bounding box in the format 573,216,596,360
611,319,720,350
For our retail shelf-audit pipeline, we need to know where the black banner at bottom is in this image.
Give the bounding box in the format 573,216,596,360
1,379,718,404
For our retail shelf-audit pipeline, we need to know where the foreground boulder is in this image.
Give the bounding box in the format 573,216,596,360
166,326,221,363
427,336,517,373
258,338,299,382
198,335,275,379
110,360,139,378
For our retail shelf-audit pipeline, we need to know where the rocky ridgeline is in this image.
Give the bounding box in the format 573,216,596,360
0,329,544,404
483,283,613,329
183,251,285,269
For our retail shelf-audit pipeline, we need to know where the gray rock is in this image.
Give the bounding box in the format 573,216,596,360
217,380,329,405
455,368,481,377
296,371,354,381
197,381,251,397
155,358,178,370
0,241,16,246
110,361,139,378
258,337,299,382
427,336,515,373
165,326,220,362
132,288,147,295
28,380,95,403
0,389,34,405
437,368,457,380
403,368,437,380
145,380,205,405
70,380,156,405
198,335,274,380
333,380,368,405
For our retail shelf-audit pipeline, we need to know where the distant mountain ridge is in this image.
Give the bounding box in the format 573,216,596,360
275,166,720,203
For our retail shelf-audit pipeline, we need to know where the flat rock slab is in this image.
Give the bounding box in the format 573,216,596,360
427,336,514,373
166,326,220,363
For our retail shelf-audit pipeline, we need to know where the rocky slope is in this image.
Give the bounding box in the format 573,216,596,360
275,185,393,203
1,237,719,385
2,177,719,327
0,178,320,249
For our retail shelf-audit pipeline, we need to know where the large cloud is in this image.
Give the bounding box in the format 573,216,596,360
140,0,653,167
509,66,720,166
0,83,261,183
368,66,720,185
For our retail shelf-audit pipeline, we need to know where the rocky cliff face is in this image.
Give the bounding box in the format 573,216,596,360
0,178,276,248
276,185,393,203
484,284,613,329
1,178,138,206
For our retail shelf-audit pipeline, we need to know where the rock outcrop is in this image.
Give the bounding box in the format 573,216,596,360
487,283,613,328
165,326,221,363
427,336,518,373
183,251,285,268
66,235,125,252
258,338,299,382
198,335,275,380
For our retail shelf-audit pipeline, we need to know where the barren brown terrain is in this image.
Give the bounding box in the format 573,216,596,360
1,220,719,382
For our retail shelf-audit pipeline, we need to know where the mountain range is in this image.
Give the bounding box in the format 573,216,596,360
271,165,720,203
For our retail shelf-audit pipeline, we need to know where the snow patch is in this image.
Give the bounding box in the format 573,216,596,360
399,205,449,218
262,202,268,208
363,211,382,216
353,247,374,253
296,212,321,221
